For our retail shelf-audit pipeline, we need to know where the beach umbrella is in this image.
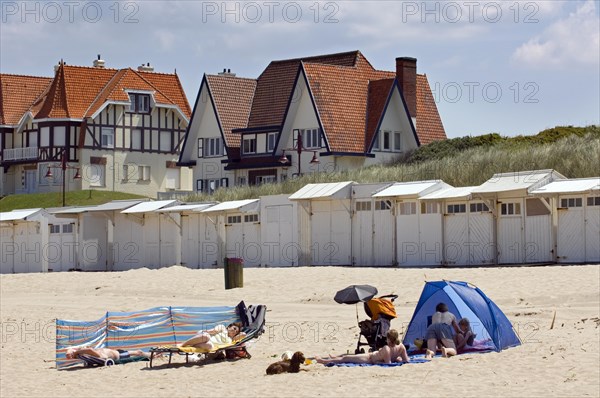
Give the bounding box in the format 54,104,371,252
334,284,378,304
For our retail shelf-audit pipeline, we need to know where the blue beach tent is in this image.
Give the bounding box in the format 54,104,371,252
403,281,521,352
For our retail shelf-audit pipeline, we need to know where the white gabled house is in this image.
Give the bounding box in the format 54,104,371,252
179,51,446,192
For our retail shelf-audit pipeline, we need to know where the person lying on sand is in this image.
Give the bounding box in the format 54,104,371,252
179,322,246,351
66,346,152,361
315,329,409,365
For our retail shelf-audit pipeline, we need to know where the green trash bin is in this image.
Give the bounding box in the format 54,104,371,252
224,257,244,289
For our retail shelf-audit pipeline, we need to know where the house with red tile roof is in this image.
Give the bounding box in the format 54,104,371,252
0,57,191,198
179,50,445,191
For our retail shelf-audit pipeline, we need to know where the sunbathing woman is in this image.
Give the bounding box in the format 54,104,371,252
179,322,245,351
66,346,152,361
315,329,409,365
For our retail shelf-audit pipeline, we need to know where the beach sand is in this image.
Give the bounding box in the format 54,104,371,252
1,264,599,397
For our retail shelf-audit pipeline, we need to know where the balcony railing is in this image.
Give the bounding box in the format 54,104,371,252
2,146,38,162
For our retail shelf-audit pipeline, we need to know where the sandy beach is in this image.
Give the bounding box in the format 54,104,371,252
1,264,599,398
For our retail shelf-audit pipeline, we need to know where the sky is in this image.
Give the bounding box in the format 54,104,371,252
1,0,599,138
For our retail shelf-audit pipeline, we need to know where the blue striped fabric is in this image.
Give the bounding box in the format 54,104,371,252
56,305,240,369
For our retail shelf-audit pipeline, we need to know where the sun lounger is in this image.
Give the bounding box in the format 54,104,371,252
148,303,266,368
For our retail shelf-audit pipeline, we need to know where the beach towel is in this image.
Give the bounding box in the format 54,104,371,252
325,357,430,367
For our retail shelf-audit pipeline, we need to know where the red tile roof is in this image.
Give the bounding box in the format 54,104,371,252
247,51,361,129
35,64,191,120
416,74,446,144
206,50,446,158
0,74,52,126
205,74,257,157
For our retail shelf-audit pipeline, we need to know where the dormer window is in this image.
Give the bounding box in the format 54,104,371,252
128,93,150,113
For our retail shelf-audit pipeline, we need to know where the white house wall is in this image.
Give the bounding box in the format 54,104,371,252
279,73,333,179
376,86,419,154
183,84,234,190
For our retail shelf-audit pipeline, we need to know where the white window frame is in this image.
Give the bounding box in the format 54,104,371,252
244,214,259,223
587,196,600,206
382,130,391,151
62,223,74,233
399,201,416,215
204,137,222,157
242,136,257,155
421,202,439,214
267,132,277,152
101,128,114,149
501,202,521,215
447,203,467,214
138,165,150,182
227,215,242,224
356,201,371,211
49,224,60,234
560,198,583,208
393,131,401,151
300,128,320,149
470,202,490,213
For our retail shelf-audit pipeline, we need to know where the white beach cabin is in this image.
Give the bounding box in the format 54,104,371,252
472,169,565,264
420,186,495,266
260,194,299,267
289,182,354,266
201,199,261,267
531,177,600,263
114,200,179,270
373,180,450,266
0,208,49,273
51,200,145,271
351,183,395,267
157,203,217,269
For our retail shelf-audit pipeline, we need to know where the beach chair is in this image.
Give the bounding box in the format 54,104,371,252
148,303,266,368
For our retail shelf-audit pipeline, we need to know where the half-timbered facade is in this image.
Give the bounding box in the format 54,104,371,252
0,59,192,198
179,51,446,192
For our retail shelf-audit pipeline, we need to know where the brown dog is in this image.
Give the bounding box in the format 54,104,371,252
266,351,305,375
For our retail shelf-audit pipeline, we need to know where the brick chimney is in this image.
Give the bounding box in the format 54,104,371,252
396,57,417,120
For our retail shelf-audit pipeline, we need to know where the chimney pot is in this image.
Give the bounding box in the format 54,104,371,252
93,55,105,68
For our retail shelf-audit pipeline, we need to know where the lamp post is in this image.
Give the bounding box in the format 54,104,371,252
44,148,82,207
279,129,319,176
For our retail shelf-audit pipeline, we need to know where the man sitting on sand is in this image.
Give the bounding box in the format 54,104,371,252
66,346,152,361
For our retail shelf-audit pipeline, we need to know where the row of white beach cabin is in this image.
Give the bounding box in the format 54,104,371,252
1,170,598,273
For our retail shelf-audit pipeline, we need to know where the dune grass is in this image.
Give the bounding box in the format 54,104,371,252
0,190,148,212
185,128,600,202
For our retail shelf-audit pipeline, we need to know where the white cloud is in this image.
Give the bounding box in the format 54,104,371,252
511,1,600,68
